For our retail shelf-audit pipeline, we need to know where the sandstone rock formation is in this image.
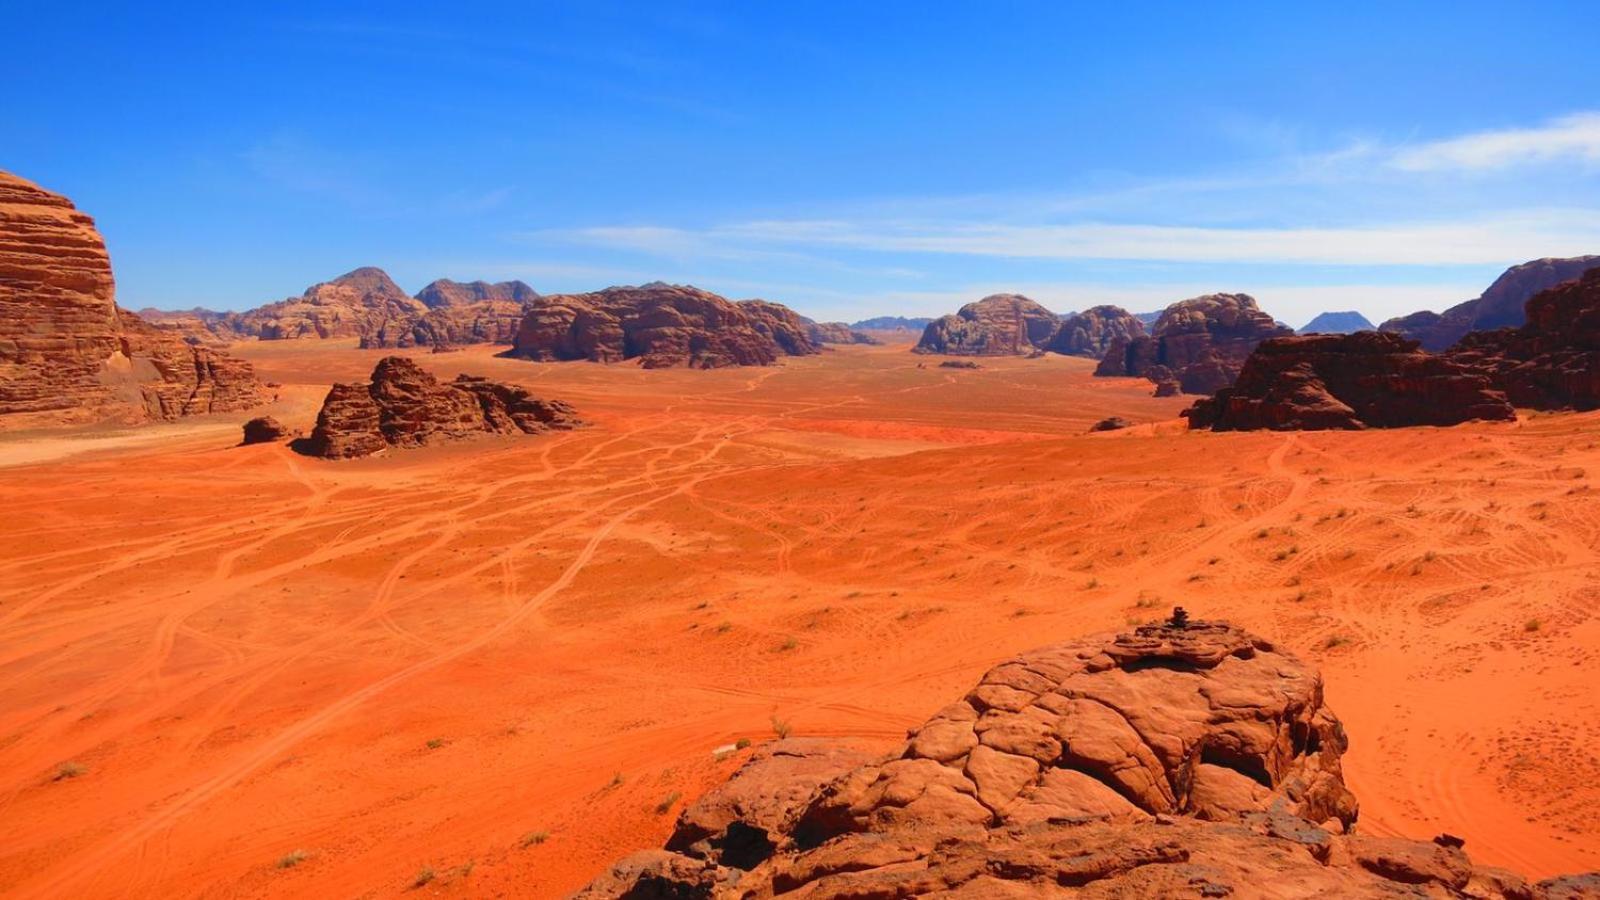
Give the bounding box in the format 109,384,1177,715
502,283,813,369
1298,310,1375,334
914,295,1061,356
1183,332,1515,431
801,317,880,346
1448,266,1600,410
248,267,427,344
1045,305,1147,358
578,617,1591,899
299,356,581,459
1095,293,1293,394
1380,256,1600,351
414,278,537,309
241,416,291,444
737,301,825,358
0,170,265,429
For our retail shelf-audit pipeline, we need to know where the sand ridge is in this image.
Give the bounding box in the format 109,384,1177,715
0,339,1595,897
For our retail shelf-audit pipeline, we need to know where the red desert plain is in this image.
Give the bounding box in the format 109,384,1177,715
1,337,1597,897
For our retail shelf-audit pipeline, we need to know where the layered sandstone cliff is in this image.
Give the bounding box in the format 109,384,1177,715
1096,293,1292,394
1183,332,1515,431
415,278,538,309
914,294,1061,356
503,284,814,369
1046,304,1147,358
0,170,265,429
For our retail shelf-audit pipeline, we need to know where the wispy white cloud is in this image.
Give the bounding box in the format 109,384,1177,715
1390,112,1600,172
550,210,1600,267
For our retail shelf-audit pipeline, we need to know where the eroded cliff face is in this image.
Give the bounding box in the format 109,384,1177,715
914,294,1062,356
1095,293,1293,395
503,283,815,369
1380,256,1600,351
0,170,264,429
301,356,582,458
1187,268,1600,430
1182,332,1516,431
575,618,1595,899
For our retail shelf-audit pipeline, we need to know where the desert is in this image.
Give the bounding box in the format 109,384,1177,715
4,326,1600,896
6,5,1600,898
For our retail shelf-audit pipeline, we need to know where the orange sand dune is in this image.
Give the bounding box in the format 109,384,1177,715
1,339,1596,897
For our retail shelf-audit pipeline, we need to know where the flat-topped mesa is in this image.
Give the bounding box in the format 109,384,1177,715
1096,293,1293,395
578,618,1596,898
914,293,1061,356
1381,256,1600,351
299,356,581,459
1183,331,1516,431
0,169,265,429
501,283,816,369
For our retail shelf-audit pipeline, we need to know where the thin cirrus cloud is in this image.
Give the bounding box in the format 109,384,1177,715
561,210,1600,267
1390,111,1600,172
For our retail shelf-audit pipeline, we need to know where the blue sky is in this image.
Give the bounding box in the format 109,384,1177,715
7,2,1600,327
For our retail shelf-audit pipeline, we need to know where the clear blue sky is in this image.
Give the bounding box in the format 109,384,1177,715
7,2,1599,326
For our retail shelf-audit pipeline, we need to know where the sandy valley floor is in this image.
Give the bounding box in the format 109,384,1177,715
1,339,1596,897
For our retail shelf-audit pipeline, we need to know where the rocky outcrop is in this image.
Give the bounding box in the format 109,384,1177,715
578,616,1591,899
1380,256,1600,351
360,299,529,351
1189,269,1600,429
1183,332,1515,431
1096,293,1292,394
1448,267,1600,410
801,318,880,346
1046,305,1146,358
299,356,581,459
1089,416,1133,432
736,301,824,358
187,267,423,345
850,316,932,332
503,283,809,369
0,170,265,429
414,278,537,309
914,295,1061,356
241,416,291,444
1298,310,1375,334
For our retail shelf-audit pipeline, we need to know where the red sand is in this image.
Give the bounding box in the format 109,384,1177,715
1,339,1596,897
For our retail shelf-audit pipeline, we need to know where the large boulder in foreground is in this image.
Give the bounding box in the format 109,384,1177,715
1183,332,1515,431
576,617,1594,898
503,283,814,369
1380,256,1600,351
300,356,581,458
1096,293,1292,395
1045,305,1146,358
0,170,265,429
914,294,1060,356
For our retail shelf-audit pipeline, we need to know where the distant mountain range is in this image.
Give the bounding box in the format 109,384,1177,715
1297,310,1375,334
850,316,933,331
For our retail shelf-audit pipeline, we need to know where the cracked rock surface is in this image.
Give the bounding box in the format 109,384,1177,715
573,620,1599,899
